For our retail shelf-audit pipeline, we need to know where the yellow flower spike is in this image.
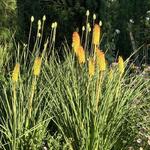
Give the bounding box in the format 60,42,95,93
72,32,80,55
77,46,85,64
12,63,20,82
33,56,42,76
96,49,106,71
89,58,95,77
118,56,125,74
109,68,113,80
93,24,100,46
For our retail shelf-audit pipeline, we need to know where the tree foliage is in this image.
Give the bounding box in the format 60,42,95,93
0,0,17,43
15,0,150,62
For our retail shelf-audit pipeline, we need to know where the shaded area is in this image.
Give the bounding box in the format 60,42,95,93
15,0,150,63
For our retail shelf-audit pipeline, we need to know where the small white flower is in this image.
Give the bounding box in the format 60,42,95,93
139,147,143,150
43,146,47,150
137,138,142,144
129,19,134,24
23,43,27,47
115,29,120,34
148,139,150,145
146,17,150,21
128,146,133,150
147,10,150,14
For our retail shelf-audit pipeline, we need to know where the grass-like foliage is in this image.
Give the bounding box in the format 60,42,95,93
0,13,150,150
43,48,150,150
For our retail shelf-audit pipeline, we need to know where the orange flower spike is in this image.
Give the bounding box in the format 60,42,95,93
118,56,124,74
93,24,100,46
89,58,95,77
77,46,85,64
72,32,80,55
96,49,106,71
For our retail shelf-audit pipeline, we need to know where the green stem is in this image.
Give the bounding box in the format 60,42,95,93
93,44,96,61
86,76,91,96
96,71,103,112
84,16,89,51
28,76,36,119
12,83,17,150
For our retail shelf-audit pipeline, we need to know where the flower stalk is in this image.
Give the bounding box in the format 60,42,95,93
12,63,20,150
28,57,42,119
118,56,125,76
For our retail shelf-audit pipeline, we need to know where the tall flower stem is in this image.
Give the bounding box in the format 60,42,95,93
12,82,17,150
96,71,103,112
12,63,19,150
84,12,89,51
28,76,36,119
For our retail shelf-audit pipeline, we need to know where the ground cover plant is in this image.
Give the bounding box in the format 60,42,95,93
0,12,150,150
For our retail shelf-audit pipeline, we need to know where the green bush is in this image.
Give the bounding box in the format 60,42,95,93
0,13,150,150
